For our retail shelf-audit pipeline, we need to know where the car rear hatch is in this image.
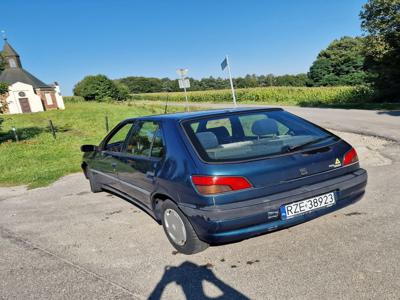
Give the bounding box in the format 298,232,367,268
180,108,360,205
194,139,359,205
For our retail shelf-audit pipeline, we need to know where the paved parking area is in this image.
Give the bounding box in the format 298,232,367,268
1,130,400,299
160,102,400,142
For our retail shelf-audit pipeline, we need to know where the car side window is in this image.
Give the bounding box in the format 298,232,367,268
104,123,133,152
151,127,165,158
125,121,165,158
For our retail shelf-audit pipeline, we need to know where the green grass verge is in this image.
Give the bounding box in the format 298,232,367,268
0,102,186,188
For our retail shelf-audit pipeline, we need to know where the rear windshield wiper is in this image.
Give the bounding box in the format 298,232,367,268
286,136,333,153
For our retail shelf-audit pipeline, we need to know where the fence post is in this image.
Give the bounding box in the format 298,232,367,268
49,120,56,139
12,127,19,142
105,115,109,132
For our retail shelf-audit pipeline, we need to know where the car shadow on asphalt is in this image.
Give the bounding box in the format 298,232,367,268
148,261,249,300
377,110,400,116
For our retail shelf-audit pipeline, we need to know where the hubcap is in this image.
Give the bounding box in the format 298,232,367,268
164,208,187,246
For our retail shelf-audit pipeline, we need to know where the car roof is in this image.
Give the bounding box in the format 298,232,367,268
129,107,284,122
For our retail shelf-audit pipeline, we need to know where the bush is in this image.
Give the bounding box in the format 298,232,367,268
361,0,400,101
308,37,368,86
115,82,130,100
73,75,128,101
0,82,8,95
63,96,85,103
0,52,5,73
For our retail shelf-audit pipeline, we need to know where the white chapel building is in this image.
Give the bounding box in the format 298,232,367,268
0,38,64,114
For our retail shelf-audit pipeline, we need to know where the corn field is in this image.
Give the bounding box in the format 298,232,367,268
130,86,374,106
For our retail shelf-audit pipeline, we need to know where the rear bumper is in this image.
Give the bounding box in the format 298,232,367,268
179,168,367,244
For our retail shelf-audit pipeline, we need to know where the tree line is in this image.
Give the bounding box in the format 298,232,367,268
71,73,312,102
41,0,400,102
116,73,309,94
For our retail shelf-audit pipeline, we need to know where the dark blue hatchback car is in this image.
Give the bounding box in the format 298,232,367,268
81,108,367,254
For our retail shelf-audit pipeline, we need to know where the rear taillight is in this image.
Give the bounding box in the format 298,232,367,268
343,147,358,166
191,175,252,195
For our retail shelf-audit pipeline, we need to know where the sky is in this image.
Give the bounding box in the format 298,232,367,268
1,0,367,95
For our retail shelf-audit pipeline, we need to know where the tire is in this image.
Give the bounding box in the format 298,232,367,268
87,168,102,193
161,200,209,255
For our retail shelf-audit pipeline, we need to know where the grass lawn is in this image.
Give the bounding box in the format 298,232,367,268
0,102,187,188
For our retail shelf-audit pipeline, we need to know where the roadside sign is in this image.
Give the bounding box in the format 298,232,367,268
178,78,190,89
176,67,190,111
176,68,188,77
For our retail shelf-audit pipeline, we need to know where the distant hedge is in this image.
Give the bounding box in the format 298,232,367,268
63,96,85,102
130,86,375,106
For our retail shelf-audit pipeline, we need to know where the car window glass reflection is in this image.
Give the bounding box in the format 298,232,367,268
151,128,165,158
126,121,164,158
104,123,132,152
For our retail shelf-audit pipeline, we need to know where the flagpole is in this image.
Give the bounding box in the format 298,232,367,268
225,55,237,108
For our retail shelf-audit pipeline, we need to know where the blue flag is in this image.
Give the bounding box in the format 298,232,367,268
221,57,228,70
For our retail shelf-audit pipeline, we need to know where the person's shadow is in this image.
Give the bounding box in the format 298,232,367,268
148,261,249,300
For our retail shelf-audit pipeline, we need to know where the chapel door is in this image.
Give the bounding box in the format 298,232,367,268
19,98,31,113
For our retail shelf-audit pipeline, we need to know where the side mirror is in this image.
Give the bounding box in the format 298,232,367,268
80,144,97,153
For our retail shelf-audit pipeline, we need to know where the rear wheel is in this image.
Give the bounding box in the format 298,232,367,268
161,200,208,255
86,168,102,193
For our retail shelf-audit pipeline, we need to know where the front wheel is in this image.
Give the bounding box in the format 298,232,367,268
161,200,208,255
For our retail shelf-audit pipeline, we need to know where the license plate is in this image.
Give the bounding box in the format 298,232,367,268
280,192,336,220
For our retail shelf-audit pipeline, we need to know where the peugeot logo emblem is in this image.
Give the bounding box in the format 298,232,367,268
299,168,308,176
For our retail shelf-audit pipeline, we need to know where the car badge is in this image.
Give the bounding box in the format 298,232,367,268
299,168,308,176
329,158,342,168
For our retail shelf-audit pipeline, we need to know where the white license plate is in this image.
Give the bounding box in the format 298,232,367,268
280,192,336,219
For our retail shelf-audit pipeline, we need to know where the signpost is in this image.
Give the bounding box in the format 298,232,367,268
178,78,190,89
221,55,237,107
176,68,190,111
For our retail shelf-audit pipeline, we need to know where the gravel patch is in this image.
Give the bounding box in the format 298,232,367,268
330,130,393,167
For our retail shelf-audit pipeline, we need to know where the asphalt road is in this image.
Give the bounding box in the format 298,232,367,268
161,102,400,142
1,109,400,299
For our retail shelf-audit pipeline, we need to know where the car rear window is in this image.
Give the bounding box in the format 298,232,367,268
182,110,336,162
